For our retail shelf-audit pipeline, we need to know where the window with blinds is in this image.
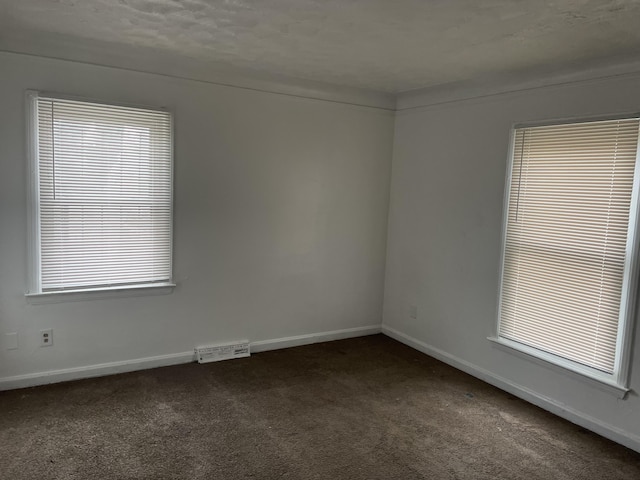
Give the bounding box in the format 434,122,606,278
28,93,173,293
498,117,640,382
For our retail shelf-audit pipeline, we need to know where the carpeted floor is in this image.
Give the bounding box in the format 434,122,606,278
0,335,639,479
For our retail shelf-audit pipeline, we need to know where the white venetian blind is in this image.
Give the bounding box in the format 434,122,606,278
35,96,172,291
499,118,640,374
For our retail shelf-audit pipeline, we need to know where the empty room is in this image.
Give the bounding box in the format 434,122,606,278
2,1,640,478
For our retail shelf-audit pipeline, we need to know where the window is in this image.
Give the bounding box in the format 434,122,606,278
27,92,173,294
496,117,640,388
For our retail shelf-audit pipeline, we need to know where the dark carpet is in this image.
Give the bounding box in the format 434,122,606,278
1,334,639,479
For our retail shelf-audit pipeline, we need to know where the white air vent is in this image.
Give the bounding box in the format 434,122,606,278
195,341,250,364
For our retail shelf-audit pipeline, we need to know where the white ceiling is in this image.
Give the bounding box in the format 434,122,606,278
2,0,640,94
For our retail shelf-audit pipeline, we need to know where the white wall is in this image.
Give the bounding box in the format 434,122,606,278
0,52,394,384
384,72,640,451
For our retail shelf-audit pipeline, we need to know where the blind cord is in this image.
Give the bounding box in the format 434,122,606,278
51,102,56,200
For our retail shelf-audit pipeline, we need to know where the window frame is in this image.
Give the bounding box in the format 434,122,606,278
491,113,640,394
25,90,176,298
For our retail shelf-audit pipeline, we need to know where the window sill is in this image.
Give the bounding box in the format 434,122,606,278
25,283,176,304
488,336,630,399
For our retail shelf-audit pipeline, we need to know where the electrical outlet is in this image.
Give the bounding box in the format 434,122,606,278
40,329,53,347
409,305,418,319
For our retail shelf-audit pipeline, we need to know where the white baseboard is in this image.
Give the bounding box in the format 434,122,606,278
0,325,381,391
0,351,196,391
381,324,640,454
250,325,381,353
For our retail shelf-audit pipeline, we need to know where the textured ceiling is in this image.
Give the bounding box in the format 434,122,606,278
1,0,640,93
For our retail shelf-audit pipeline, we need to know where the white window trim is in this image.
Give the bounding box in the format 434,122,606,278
25,282,176,305
492,114,640,394
487,337,630,397
25,90,42,295
25,90,176,299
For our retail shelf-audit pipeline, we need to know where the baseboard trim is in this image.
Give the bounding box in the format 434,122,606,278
0,351,196,391
381,324,640,453
0,325,381,391
251,325,381,353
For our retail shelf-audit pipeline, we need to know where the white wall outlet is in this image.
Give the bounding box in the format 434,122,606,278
409,305,418,319
4,332,18,350
40,328,53,347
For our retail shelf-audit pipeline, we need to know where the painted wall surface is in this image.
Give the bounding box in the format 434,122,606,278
0,52,393,380
384,73,640,447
